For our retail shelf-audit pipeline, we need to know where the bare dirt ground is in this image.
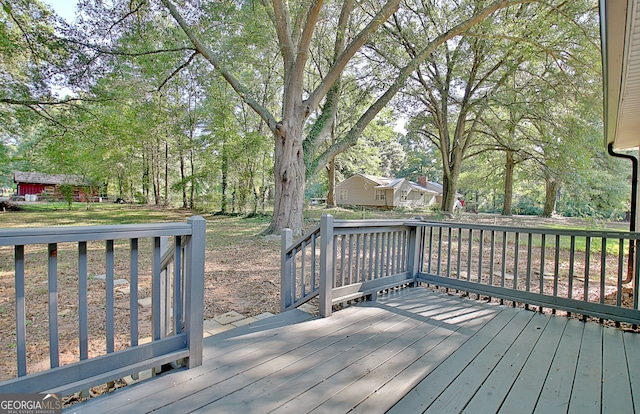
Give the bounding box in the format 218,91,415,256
0,209,633,398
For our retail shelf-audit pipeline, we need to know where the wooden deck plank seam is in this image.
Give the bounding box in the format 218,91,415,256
387,306,522,413
280,306,497,413
532,318,585,413
623,331,640,412
496,314,569,413
180,315,424,412
317,307,507,413
461,312,554,414
423,310,537,413
80,307,393,413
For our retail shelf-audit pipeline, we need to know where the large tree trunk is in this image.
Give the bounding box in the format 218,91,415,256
180,150,187,208
440,128,464,213
189,147,195,209
326,158,336,207
441,171,460,213
260,151,267,214
142,153,149,203
164,142,169,206
267,119,306,236
326,117,337,207
502,150,515,216
543,177,559,217
220,142,228,214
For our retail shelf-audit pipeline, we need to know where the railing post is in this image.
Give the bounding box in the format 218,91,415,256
159,236,171,338
319,214,334,317
185,216,206,368
281,228,293,312
408,222,424,284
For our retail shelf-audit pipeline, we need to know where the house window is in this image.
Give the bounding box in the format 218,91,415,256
375,190,385,201
401,190,408,201
339,190,348,201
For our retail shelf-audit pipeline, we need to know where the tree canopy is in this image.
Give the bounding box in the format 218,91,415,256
0,0,629,231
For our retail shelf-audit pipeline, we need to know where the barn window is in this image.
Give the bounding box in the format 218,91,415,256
375,190,385,200
339,190,348,201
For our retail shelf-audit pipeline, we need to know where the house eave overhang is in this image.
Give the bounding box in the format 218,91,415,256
601,0,640,150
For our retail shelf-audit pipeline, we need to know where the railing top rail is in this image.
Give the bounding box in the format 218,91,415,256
407,220,640,239
0,222,194,246
284,224,321,255
334,219,420,228
284,218,417,256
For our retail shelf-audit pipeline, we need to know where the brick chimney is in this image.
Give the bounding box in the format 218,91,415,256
417,176,428,187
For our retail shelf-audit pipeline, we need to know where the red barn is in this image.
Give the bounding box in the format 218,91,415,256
13,171,103,202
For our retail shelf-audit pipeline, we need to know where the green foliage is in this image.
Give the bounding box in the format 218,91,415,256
57,184,74,209
305,180,326,200
335,110,405,179
513,196,543,216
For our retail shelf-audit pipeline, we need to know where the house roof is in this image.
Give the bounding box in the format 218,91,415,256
410,180,463,198
600,0,640,150
411,179,442,194
13,171,94,186
360,174,403,189
358,173,441,195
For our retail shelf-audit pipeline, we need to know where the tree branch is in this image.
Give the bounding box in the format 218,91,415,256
159,0,278,133
304,0,402,113
156,51,199,91
66,38,195,57
311,0,534,174
270,0,295,66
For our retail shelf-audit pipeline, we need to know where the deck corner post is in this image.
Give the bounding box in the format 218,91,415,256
408,223,424,283
320,214,334,317
281,228,293,312
185,215,206,368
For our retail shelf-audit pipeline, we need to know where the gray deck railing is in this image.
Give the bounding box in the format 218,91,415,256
282,214,421,316
415,221,640,325
283,215,640,325
0,216,206,396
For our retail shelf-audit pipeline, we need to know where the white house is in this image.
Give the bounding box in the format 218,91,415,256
335,173,447,209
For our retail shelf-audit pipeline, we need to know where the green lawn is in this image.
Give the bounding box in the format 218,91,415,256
0,202,196,227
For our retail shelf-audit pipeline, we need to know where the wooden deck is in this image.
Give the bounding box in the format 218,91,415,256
65,287,640,413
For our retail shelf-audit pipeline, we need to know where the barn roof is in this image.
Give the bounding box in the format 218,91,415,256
13,171,94,186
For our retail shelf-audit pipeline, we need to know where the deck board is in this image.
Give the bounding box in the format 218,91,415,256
533,318,584,413
349,307,500,413
386,306,520,413
601,327,634,413
625,331,640,413
175,309,420,413
497,314,568,413
462,312,550,414
568,321,603,413
64,288,640,414
421,310,536,413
